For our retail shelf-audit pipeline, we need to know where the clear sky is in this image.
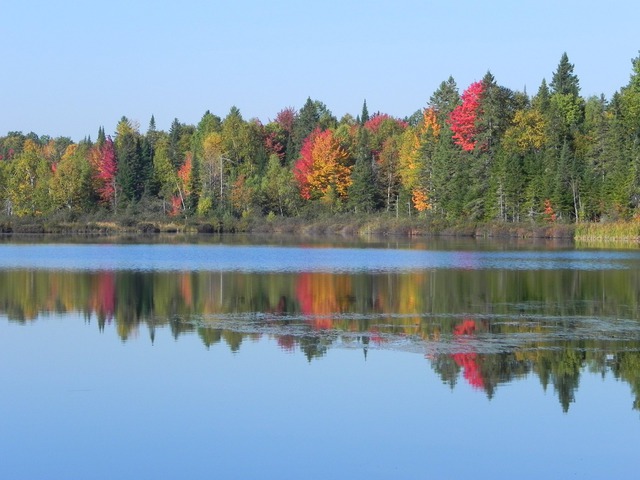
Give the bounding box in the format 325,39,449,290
1,0,638,141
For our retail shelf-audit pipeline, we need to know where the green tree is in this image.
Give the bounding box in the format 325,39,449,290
152,137,178,214
359,99,370,125
115,117,149,204
261,154,297,216
550,52,580,97
292,98,320,161
348,127,377,213
167,118,184,169
50,144,94,212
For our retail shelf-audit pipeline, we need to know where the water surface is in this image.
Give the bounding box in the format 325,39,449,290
1,238,639,478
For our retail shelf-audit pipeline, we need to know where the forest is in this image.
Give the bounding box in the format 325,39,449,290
1,52,640,233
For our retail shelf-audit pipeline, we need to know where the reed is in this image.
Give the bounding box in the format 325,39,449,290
574,221,640,243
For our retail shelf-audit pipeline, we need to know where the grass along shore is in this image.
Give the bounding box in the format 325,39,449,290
3,211,640,244
0,212,582,240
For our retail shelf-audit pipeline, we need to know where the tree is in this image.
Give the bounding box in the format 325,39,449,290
92,136,118,209
275,107,297,164
261,154,297,216
50,144,93,212
294,129,352,202
96,126,106,147
360,99,370,125
198,131,224,215
173,152,193,215
146,115,159,149
112,117,154,205
167,118,184,169
292,98,320,160
348,127,377,213
449,81,483,152
550,52,580,97
152,137,178,214
430,76,460,125
7,139,51,216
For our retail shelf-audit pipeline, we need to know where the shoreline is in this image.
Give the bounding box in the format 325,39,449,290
1,213,639,244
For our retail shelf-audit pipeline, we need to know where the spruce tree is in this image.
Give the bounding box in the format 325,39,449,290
550,52,580,97
348,128,377,213
360,99,370,125
96,126,106,148
291,98,320,160
429,76,460,125
146,115,159,149
168,118,183,169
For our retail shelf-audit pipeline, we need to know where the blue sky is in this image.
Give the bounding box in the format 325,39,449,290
1,0,638,141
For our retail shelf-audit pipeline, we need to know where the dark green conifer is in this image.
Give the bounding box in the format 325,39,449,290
550,52,580,97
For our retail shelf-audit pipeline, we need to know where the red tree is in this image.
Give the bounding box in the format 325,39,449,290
93,136,117,208
275,107,296,134
449,81,483,151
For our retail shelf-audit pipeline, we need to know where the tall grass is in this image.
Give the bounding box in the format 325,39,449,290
575,221,640,244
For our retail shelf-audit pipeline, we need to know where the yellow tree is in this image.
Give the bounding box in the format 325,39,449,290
199,131,225,215
503,109,547,153
294,129,352,202
152,137,178,215
50,144,92,212
398,108,441,213
7,139,52,216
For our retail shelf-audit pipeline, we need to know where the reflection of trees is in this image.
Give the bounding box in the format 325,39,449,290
3,268,640,410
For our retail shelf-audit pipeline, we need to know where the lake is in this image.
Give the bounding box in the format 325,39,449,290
1,235,639,479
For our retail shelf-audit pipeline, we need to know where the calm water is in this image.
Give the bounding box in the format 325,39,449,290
1,236,640,479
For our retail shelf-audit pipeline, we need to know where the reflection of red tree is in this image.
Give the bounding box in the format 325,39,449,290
92,271,115,322
277,335,296,352
454,319,476,336
453,319,483,390
452,352,483,389
370,327,386,345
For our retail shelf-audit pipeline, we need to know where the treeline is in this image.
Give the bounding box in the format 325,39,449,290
2,52,640,225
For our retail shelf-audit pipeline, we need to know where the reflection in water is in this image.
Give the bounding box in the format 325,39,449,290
2,267,640,412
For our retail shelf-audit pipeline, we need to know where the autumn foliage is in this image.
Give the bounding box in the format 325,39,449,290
92,136,117,207
294,129,352,200
452,319,484,389
449,81,483,151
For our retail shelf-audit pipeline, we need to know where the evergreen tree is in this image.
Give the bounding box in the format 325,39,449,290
168,118,183,169
532,79,551,113
360,100,370,125
115,117,148,203
96,126,106,148
550,52,580,97
429,76,460,125
348,128,377,213
291,98,320,161
146,115,159,149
